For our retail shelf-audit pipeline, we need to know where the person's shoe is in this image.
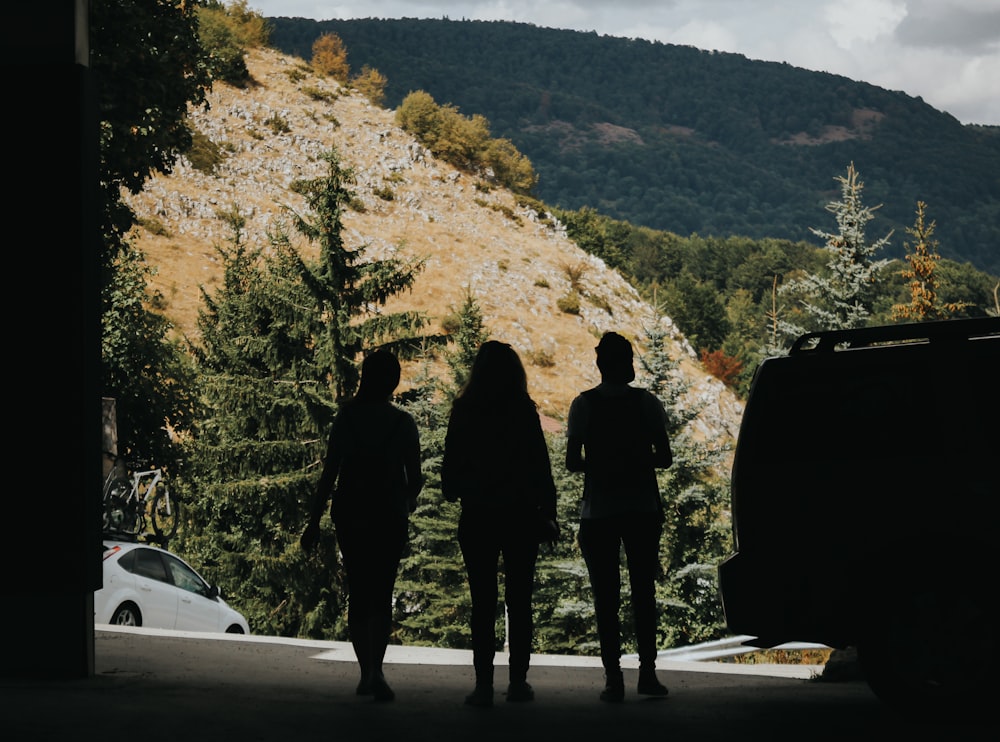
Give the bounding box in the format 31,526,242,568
599,671,625,703
372,675,395,702
464,684,494,707
637,669,669,697
506,680,535,702
356,679,373,696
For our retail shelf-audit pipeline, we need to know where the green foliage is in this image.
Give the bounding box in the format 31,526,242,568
185,129,225,174
93,0,211,468
177,151,446,637
638,313,732,645
301,85,337,103
780,163,892,334
556,292,581,315
372,184,395,201
177,209,339,637
442,288,489,396
263,112,290,134
196,2,253,87
283,148,440,400
101,239,200,469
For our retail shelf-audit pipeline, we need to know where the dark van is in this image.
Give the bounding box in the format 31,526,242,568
719,317,1000,716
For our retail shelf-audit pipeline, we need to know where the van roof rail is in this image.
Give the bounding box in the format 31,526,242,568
789,316,1000,354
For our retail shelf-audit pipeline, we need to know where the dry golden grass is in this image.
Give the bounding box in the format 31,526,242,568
125,47,744,437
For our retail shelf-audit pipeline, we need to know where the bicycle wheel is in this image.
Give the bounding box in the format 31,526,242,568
105,495,141,536
102,479,131,533
151,487,179,539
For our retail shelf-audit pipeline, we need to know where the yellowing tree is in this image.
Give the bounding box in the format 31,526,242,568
891,201,968,321
311,32,349,82
351,65,387,107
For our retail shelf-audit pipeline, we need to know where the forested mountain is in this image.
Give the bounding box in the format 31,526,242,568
264,17,1000,277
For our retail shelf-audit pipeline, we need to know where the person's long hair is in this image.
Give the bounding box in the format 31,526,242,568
458,340,534,407
351,350,401,404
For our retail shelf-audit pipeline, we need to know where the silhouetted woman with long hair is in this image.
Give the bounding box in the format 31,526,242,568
301,350,423,702
442,340,559,707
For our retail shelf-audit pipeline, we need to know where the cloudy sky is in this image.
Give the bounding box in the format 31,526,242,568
247,0,1000,126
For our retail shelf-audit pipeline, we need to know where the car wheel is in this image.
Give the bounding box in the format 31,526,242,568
110,603,141,627
225,625,245,634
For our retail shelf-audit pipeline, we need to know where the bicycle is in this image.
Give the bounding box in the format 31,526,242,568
102,458,180,542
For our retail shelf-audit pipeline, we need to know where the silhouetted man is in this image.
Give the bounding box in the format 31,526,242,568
565,331,673,702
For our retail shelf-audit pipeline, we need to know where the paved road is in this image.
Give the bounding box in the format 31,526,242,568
1,628,991,741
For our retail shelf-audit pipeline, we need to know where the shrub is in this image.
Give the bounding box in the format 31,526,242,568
557,292,581,315
302,85,336,103
264,112,290,134
185,129,224,173
136,216,169,237
372,185,395,201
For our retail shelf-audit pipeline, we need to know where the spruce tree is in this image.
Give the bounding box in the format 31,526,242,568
393,291,488,647
780,163,891,335
637,315,732,646
179,150,438,638
533,431,603,656
177,206,341,638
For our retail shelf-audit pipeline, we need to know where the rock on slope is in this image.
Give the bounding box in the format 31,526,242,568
124,46,743,440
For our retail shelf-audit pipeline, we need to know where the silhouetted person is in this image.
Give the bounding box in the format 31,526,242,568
442,340,559,707
301,350,423,702
565,331,673,702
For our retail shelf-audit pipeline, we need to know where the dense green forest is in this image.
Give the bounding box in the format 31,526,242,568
264,17,1000,277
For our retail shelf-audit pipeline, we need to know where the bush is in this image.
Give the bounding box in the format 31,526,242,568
185,129,224,174
557,292,581,315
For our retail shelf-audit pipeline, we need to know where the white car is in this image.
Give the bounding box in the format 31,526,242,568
95,540,250,634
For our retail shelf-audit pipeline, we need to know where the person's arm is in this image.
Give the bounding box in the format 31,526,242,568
564,395,586,473
647,394,673,469
401,414,424,513
301,414,343,551
440,403,464,503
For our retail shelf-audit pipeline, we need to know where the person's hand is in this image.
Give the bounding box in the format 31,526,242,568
300,521,321,552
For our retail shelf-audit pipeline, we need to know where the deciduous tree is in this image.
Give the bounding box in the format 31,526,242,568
311,31,349,81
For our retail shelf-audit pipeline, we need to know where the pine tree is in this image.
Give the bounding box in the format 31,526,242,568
443,287,489,396
533,431,603,656
393,357,470,646
179,151,439,638
393,291,487,647
637,314,732,646
891,201,969,321
780,163,891,335
177,206,342,638
281,149,435,402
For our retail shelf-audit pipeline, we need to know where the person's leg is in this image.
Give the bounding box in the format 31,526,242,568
578,516,625,701
336,519,374,694
622,516,668,696
459,514,500,705
368,516,409,701
501,532,539,701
